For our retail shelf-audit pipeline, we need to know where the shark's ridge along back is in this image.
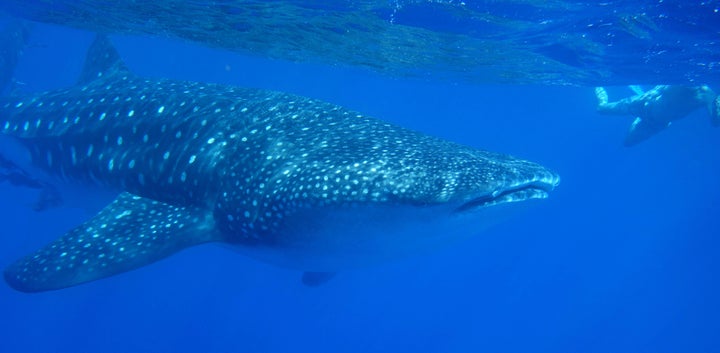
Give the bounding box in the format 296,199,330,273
1,36,559,292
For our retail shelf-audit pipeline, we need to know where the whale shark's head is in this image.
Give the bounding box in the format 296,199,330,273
220,119,560,270
365,147,559,214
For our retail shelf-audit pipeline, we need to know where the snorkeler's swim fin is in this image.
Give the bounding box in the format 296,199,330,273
628,85,645,95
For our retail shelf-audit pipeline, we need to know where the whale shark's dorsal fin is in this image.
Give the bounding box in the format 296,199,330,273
77,35,130,85
4,193,219,292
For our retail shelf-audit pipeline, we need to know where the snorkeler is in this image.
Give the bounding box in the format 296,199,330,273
595,85,720,146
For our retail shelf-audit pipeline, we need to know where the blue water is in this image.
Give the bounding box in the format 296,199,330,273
1,17,719,353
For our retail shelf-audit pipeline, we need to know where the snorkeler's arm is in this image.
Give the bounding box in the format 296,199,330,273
595,87,609,105
595,87,635,115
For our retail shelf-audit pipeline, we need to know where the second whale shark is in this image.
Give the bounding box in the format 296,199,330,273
0,36,559,292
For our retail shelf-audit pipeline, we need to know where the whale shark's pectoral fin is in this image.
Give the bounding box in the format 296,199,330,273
4,193,218,292
301,271,336,287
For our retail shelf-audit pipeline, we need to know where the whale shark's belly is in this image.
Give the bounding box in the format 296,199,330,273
230,201,529,271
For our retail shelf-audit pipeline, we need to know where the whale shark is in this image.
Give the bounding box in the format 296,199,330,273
0,36,559,292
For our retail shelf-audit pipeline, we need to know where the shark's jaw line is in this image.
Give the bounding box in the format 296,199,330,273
454,176,559,213
0,35,560,292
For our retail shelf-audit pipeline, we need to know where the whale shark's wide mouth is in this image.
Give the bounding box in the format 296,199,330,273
453,175,560,213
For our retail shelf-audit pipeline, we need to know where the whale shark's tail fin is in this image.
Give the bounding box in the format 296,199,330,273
77,34,130,85
4,193,219,292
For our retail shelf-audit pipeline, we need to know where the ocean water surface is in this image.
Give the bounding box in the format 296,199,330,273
1,0,719,85
1,3,719,353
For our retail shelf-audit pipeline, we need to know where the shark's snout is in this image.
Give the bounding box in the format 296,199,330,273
431,150,560,214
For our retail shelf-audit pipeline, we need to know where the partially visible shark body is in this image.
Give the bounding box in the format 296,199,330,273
0,21,63,211
0,36,559,292
0,20,30,95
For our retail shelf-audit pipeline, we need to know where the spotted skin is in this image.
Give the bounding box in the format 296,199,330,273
1,36,559,292
4,193,215,292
